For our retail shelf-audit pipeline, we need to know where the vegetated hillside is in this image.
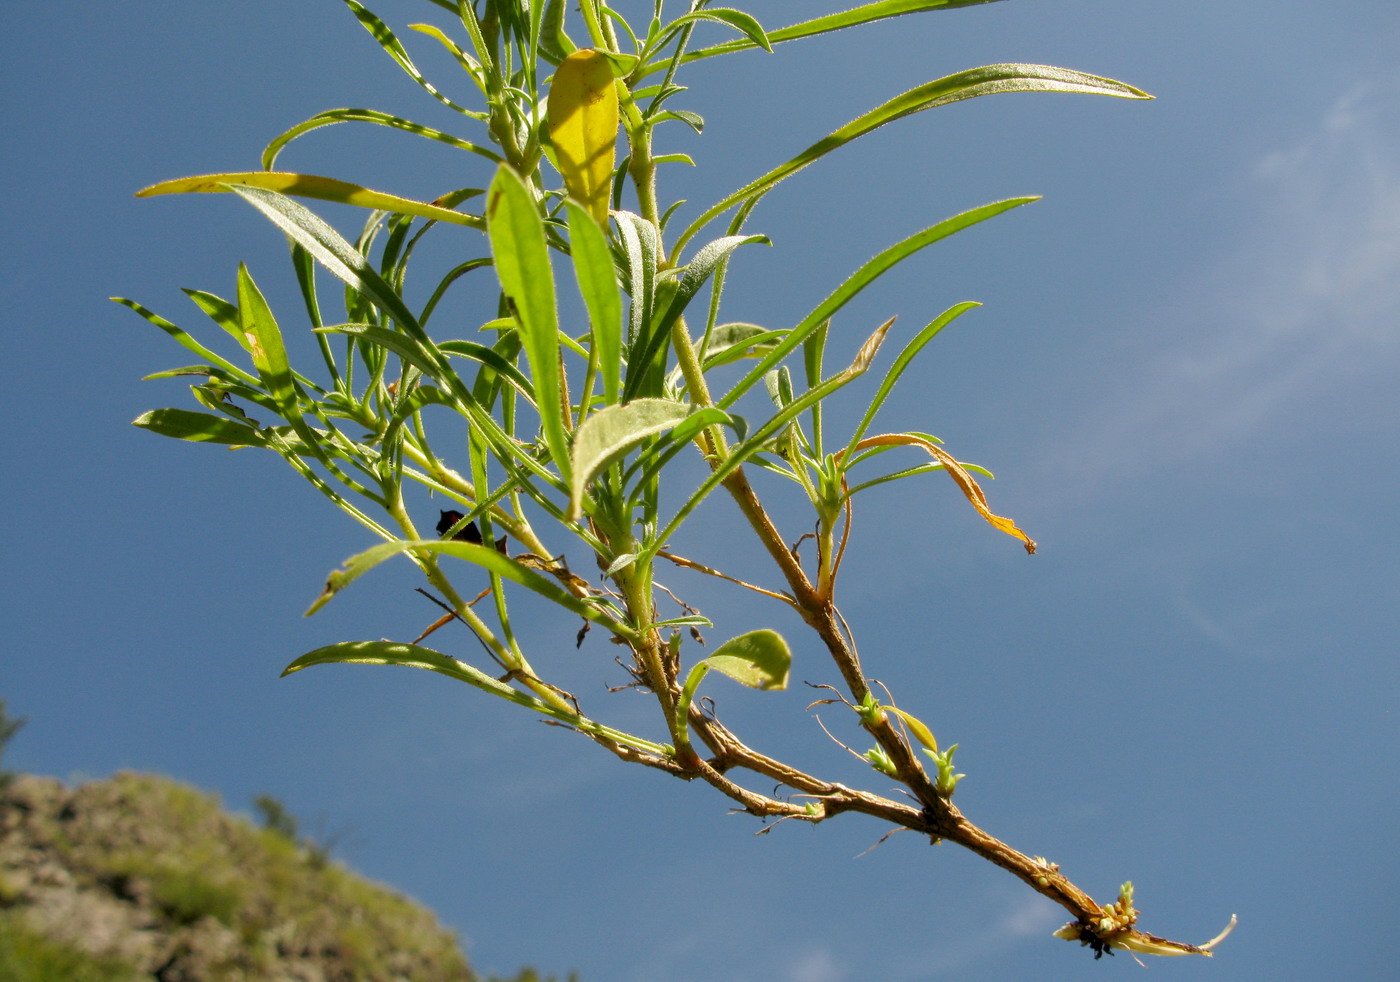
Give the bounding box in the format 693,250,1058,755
0,771,563,982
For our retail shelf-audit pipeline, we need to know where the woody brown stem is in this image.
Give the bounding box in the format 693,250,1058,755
705,459,1146,934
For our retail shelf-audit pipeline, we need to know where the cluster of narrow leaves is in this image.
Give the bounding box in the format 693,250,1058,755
124,0,1230,960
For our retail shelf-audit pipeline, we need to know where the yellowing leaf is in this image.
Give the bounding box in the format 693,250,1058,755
547,49,619,225
853,434,1037,554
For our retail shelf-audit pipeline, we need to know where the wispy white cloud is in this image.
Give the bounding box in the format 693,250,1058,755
786,946,845,982
1034,79,1400,497
1172,583,1283,660
891,890,1062,978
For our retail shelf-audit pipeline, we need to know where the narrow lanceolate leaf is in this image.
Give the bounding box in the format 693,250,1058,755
883,705,938,753
285,641,555,706
842,301,981,457
311,324,438,376
565,199,623,405
642,351,881,565
668,0,1005,70
540,0,577,63
282,641,668,756
622,232,769,402
718,198,1035,409
700,323,786,367
235,265,326,458
222,185,557,488
132,408,270,447
486,165,570,479
613,210,660,343
568,398,717,519
406,24,487,97
225,185,422,335
236,264,296,413
342,0,479,116
675,63,1150,254
547,49,619,225
853,434,1036,553
136,173,484,228
662,9,773,53
112,296,257,385
261,109,499,170
306,539,639,641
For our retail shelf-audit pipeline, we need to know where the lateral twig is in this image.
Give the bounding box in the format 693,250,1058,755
656,549,798,608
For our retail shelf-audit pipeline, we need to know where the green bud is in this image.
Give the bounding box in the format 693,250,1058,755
856,691,884,725
864,746,898,777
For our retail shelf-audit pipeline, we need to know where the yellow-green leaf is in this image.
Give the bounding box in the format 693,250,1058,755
884,705,938,754
136,172,484,228
547,49,619,225
701,629,792,690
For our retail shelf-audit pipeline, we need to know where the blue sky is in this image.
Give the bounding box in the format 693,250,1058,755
4,2,1398,980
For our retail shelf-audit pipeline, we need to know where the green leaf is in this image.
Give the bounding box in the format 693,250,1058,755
802,320,829,455
674,629,792,741
224,185,423,335
113,297,258,385
718,198,1036,409
285,640,542,701
342,0,478,116
283,640,668,755
306,539,638,641
486,165,571,479
223,185,561,492
406,23,487,96
622,232,769,402
236,264,298,414
612,210,660,345
262,108,498,170
421,256,494,326
313,323,435,375
645,321,892,561
841,301,981,460
663,8,772,53
132,408,270,447
565,199,624,405
438,339,538,398
136,172,485,229
539,0,576,62
567,398,696,520
844,462,949,497
697,629,792,689
624,405,746,494
180,288,247,349
674,63,1149,254
379,384,451,454
652,109,705,135
602,553,636,577
678,234,773,300
699,323,785,367
670,1,1007,69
